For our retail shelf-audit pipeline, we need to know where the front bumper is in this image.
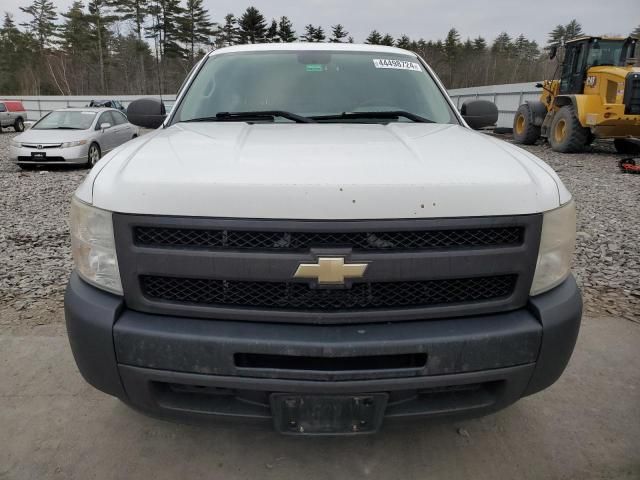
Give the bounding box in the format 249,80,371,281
65,272,582,430
10,144,89,164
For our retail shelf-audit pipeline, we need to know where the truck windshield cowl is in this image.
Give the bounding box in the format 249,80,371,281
173,50,458,125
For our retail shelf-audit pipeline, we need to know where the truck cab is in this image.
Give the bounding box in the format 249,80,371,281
65,44,582,435
0,100,26,132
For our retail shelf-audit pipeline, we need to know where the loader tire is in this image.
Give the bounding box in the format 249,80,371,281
614,139,640,155
548,106,589,153
513,104,541,145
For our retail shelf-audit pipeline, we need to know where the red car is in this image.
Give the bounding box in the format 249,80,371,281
0,100,27,132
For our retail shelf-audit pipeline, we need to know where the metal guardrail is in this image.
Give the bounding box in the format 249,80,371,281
2,82,541,128
448,83,541,130
0,95,177,121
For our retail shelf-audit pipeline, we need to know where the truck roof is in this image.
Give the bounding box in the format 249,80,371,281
566,36,631,44
209,42,418,57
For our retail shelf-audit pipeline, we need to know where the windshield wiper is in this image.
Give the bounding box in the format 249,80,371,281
55,126,83,130
311,111,435,123
183,110,315,124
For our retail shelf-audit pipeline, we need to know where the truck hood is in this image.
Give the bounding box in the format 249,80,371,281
82,122,569,219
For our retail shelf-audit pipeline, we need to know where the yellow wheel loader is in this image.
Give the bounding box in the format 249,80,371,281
513,36,640,153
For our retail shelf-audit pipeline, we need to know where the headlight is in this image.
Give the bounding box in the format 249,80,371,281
61,140,88,148
70,197,122,295
10,139,21,147
530,200,576,296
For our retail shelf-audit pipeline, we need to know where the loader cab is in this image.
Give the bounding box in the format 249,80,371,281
559,37,636,94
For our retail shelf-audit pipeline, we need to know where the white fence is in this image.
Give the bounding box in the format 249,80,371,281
448,82,541,130
4,82,540,128
0,95,177,121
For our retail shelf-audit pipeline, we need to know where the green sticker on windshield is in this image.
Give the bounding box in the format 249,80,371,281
306,64,324,72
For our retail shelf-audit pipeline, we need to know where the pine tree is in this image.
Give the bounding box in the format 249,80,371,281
238,6,267,44
381,34,394,46
266,19,279,42
146,0,187,58
19,0,58,50
564,19,583,40
109,0,148,44
547,20,583,46
302,24,316,42
87,0,117,92
219,13,239,46
109,0,149,91
396,34,411,50
181,0,215,63
277,16,296,42
312,26,326,42
547,24,565,46
60,1,89,55
365,30,382,45
111,33,153,93
330,24,348,43
0,13,36,93
472,36,487,51
492,32,513,55
514,34,539,61
442,28,461,84
444,28,461,58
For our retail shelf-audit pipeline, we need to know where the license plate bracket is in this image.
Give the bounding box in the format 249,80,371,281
271,393,388,435
31,151,46,160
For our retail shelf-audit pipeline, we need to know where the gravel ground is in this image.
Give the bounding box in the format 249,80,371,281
0,130,638,326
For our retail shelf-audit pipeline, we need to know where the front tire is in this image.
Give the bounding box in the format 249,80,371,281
614,139,640,155
87,143,101,168
14,118,24,132
548,106,590,153
513,104,541,145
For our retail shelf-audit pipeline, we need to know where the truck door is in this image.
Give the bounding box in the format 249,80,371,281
0,103,9,127
560,41,587,94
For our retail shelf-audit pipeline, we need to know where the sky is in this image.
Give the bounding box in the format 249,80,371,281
3,0,639,45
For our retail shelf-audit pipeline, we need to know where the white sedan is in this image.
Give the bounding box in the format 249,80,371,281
9,107,139,168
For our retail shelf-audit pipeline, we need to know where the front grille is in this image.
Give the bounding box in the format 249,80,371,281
21,144,62,149
624,72,640,115
115,214,541,323
140,275,517,311
134,226,524,251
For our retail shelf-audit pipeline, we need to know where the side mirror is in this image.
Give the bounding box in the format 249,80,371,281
100,122,112,130
460,100,498,130
127,98,167,129
549,45,557,60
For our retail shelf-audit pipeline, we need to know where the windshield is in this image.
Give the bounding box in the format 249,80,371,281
586,40,627,67
33,111,97,130
174,51,458,124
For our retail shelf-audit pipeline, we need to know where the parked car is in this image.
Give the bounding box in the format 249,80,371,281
87,99,126,111
66,44,581,435
10,107,138,168
0,100,27,132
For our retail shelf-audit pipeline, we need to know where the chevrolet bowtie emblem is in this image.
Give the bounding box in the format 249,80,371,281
294,257,368,285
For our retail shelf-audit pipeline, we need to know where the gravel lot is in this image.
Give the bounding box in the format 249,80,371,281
0,130,638,325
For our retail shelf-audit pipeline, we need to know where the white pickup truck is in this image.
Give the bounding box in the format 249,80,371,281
65,44,582,435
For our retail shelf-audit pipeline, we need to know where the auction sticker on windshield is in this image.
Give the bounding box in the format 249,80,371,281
373,59,421,71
